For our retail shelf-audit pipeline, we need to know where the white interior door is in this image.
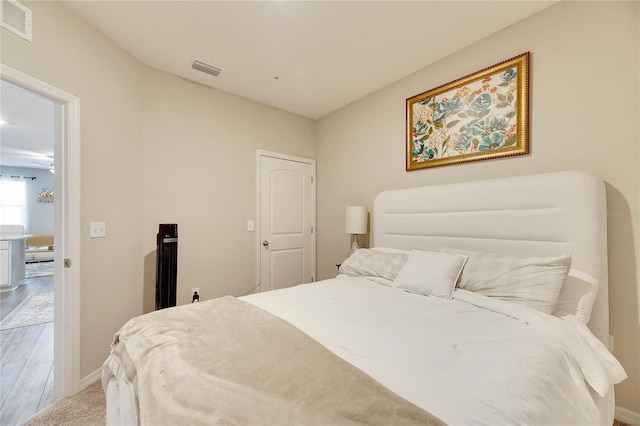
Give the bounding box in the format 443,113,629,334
258,152,315,292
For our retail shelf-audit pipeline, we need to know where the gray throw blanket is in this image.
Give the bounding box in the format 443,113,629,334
110,296,445,425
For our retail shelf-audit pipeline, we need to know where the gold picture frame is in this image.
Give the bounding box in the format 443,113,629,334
406,52,530,171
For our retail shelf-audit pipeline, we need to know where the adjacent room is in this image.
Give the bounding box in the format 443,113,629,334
0,1,638,425
0,79,56,425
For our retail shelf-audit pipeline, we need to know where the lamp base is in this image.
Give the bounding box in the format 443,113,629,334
349,236,360,256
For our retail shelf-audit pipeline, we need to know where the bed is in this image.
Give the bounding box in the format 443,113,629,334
102,170,627,425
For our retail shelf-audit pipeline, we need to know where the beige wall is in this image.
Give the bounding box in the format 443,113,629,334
316,1,639,412
140,69,315,310
1,1,314,380
1,1,145,379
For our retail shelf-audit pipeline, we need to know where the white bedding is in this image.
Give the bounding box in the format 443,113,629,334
243,277,626,426
103,275,626,425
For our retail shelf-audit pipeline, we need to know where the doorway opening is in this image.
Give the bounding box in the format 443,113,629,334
0,64,81,424
0,86,55,419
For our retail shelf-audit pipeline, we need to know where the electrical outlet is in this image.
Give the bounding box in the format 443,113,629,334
609,335,614,352
191,288,200,303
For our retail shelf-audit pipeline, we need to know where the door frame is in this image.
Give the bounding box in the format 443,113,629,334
1,64,81,398
255,150,316,293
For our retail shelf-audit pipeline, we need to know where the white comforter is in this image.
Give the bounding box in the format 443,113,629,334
244,276,627,426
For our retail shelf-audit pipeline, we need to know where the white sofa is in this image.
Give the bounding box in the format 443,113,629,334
25,235,54,263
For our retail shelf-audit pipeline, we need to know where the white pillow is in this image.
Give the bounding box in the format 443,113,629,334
439,248,571,314
553,269,599,323
338,249,408,283
370,246,411,256
393,250,468,299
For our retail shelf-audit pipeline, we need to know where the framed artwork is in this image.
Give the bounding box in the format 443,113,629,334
406,52,530,171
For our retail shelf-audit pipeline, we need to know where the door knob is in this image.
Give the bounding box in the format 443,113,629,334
262,240,270,247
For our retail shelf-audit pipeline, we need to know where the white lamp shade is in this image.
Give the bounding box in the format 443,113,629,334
345,206,368,234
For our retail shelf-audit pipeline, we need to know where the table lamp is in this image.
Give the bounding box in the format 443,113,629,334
345,206,368,255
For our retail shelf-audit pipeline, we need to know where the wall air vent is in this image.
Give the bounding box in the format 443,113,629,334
1,0,32,42
191,58,222,77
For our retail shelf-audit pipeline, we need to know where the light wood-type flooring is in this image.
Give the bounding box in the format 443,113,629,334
0,273,54,426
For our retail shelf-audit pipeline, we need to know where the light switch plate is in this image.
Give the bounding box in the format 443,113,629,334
247,220,254,231
90,222,106,238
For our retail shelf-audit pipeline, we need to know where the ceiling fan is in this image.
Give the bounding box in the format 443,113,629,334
31,159,55,173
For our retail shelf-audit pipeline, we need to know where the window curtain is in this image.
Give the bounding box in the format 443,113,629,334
0,177,27,228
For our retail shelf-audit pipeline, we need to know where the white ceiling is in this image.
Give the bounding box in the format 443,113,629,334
0,80,56,170
1,0,557,169
63,0,556,119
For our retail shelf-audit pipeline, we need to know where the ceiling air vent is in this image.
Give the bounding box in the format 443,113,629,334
1,0,32,42
191,58,222,77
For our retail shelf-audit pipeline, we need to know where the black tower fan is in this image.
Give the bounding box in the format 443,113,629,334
155,224,178,310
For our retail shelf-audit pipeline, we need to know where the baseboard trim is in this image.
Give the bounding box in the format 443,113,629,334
616,406,640,426
79,368,102,390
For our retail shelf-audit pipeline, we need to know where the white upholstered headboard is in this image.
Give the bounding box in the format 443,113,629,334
373,170,609,345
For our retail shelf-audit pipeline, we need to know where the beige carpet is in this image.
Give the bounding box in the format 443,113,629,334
23,381,105,426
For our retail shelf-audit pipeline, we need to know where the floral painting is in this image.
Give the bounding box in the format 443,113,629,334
406,52,529,170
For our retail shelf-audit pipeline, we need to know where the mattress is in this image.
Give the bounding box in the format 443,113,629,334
103,276,626,425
